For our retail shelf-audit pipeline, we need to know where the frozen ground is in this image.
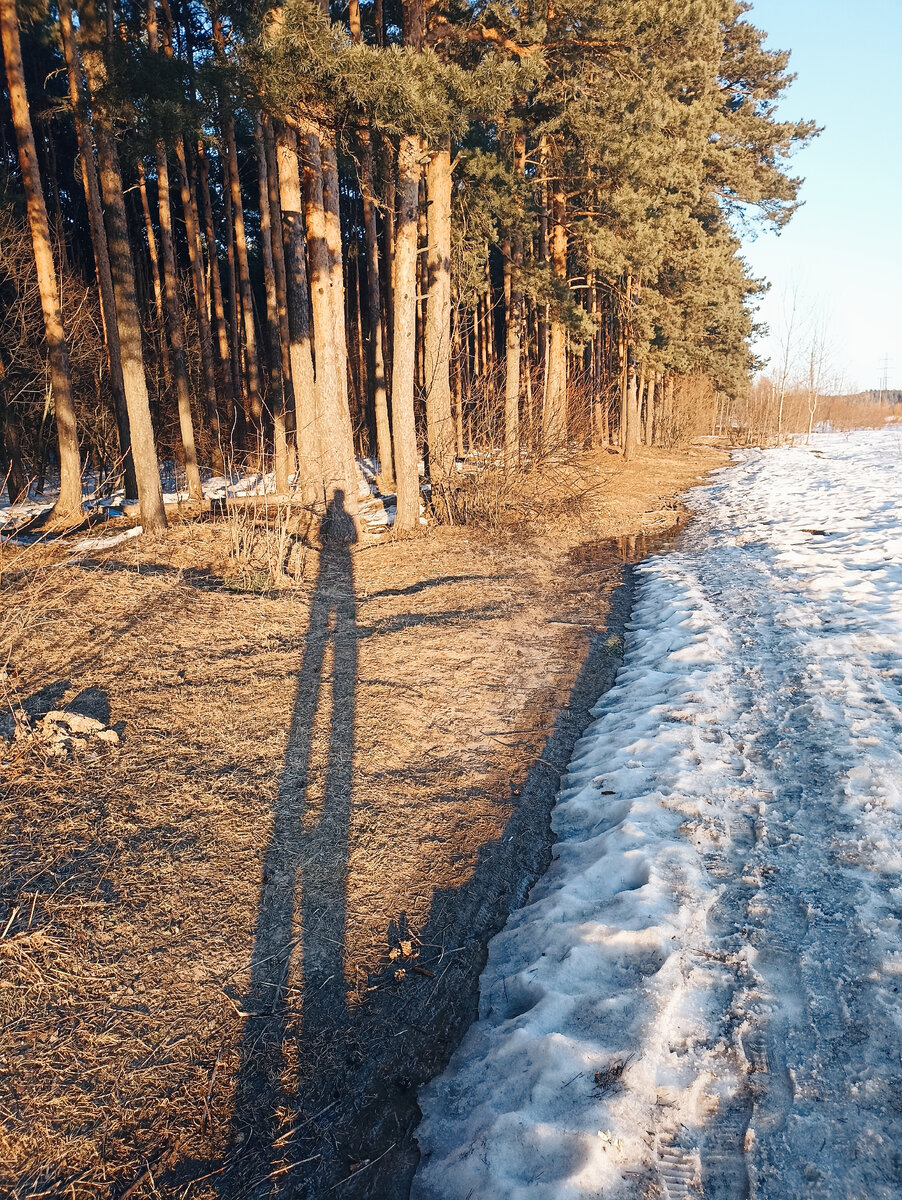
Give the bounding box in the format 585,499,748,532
414,429,902,1200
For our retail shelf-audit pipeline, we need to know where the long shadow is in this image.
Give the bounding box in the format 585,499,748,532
222,490,358,1193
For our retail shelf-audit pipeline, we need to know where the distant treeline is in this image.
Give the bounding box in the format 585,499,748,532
830,390,902,408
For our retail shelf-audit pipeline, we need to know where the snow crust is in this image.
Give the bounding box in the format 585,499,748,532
414,430,902,1199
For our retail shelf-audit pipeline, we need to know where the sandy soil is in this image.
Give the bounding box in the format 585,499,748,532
0,445,726,1199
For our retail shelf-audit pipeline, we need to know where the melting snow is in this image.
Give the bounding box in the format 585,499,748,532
414,429,902,1200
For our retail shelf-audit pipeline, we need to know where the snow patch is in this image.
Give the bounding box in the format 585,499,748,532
414,429,902,1199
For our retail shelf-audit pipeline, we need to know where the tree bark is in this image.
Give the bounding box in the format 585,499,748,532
175,138,223,469
390,134,422,533
360,130,393,489
298,117,357,516
262,120,294,448
58,0,137,499
537,134,549,370
645,372,656,445
154,0,221,468
1,0,83,520
623,356,640,461
380,141,395,366
136,158,169,386
223,105,263,425
146,0,202,499
503,132,525,469
542,179,567,450
153,140,203,499
0,354,27,503
196,139,236,435
213,14,262,427
254,114,290,493
275,125,319,504
423,137,455,489
77,0,166,532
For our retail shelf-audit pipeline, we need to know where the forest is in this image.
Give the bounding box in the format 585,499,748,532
9,2,886,1195
0,0,818,537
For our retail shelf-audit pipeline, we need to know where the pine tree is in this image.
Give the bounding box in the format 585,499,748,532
77,0,167,533
1,0,83,520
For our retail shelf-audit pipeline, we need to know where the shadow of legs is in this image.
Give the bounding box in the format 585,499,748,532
223,492,357,1191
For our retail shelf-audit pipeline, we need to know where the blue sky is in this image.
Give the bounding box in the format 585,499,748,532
739,0,902,392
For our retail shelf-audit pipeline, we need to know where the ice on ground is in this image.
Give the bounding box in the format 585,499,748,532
414,429,902,1200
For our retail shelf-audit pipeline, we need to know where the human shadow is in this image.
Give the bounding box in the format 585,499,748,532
222,490,358,1191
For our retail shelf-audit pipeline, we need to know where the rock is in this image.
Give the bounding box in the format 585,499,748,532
12,701,120,756
43,710,71,725
39,720,68,740
44,710,105,735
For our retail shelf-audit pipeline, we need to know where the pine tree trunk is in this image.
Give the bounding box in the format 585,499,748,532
645,373,656,445
423,137,455,491
298,117,357,517
146,0,201,501
1,0,82,520
77,0,166,532
380,142,395,367
175,138,223,470
154,142,203,499
0,355,27,502
275,125,320,504
346,0,388,483
360,130,393,489
452,311,464,458
226,111,263,424
216,49,262,425
390,134,422,533
623,357,639,461
537,134,549,370
148,0,221,470
262,120,295,465
503,134,525,469
223,180,246,434
254,115,290,494
542,182,568,450
503,244,521,468
136,158,169,386
663,374,674,446
58,0,137,499
352,253,367,445
196,140,236,435
416,179,427,394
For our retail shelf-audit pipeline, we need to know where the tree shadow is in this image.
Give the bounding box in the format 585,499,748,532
222,490,358,1190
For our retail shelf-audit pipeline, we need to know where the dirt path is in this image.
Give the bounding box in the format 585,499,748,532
0,446,725,1199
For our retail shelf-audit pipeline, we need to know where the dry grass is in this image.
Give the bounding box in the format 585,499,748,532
0,445,726,1198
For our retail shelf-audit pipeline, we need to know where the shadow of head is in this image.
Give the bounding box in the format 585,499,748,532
320,489,358,548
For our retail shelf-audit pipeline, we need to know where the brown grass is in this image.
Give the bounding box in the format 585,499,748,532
0,445,726,1199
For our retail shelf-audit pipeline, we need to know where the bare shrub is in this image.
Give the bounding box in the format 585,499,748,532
223,497,314,591
437,366,599,528
656,374,718,448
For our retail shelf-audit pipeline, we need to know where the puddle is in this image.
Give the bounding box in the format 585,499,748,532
569,517,690,571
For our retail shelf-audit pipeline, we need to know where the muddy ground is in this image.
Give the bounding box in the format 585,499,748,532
0,445,726,1199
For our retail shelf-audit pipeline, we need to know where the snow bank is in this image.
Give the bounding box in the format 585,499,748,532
414,430,902,1199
